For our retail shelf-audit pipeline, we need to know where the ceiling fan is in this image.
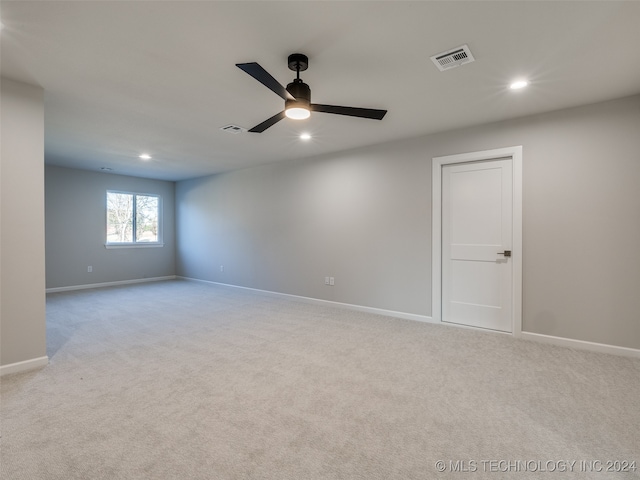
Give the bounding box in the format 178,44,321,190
236,53,387,133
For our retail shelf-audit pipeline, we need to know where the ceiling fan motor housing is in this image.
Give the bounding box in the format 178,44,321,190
286,79,311,110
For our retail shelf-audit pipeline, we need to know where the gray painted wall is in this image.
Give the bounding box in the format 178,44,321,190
45,166,176,288
176,141,430,314
176,95,640,350
1,78,47,367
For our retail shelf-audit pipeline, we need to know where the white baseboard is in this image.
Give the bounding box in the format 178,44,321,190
0,356,49,377
46,275,177,293
178,276,640,358
518,331,640,358
177,276,432,324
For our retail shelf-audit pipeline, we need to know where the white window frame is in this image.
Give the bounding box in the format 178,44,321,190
105,190,164,249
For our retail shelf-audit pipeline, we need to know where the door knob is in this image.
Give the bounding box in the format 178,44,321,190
497,250,512,257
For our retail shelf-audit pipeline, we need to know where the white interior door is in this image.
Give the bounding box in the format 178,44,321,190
441,159,513,332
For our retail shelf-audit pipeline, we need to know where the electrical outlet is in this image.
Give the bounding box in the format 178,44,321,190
87,266,93,273
325,277,330,285
329,277,335,286
220,265,224,272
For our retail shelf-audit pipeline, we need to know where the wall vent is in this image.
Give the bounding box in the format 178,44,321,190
430,45,475,71
220,124,246,134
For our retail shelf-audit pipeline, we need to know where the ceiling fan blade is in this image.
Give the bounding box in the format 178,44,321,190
236,62,295,101
311,104,387,120
248,111,286,133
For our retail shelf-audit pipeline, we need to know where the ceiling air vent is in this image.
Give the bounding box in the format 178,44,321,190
220,124,246,134
430,45,475,71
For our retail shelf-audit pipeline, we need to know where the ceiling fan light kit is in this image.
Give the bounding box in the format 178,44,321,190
285,104,311,120
236,53,387,133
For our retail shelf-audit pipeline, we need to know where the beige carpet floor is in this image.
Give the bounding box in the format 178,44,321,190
1,279,639,479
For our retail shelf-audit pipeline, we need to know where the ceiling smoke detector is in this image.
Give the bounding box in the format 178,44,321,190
220,124,246,134
430,45,475,71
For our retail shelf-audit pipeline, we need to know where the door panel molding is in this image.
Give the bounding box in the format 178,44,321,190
432,146,523,335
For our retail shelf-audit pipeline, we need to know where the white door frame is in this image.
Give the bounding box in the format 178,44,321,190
432,146,523,335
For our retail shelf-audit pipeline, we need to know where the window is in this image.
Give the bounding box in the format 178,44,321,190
106,191,162,246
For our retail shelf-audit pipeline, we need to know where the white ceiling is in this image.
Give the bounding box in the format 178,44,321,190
2,1,640,181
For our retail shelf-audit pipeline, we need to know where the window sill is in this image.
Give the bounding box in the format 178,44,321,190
105,243,164,249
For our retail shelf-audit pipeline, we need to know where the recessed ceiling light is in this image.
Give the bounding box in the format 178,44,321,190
139,153,152,160
510,80,528,90
300,133,311,141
